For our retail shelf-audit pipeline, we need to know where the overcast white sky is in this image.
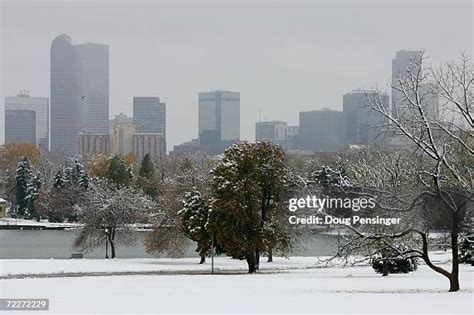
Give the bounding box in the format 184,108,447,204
0,0,472,150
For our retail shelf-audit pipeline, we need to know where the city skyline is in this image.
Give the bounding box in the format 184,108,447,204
1,0,472,150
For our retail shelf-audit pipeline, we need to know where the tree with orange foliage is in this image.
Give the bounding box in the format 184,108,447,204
0,144,41,202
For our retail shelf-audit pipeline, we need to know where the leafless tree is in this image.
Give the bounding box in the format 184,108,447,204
339,52,474,292
145,155,216,259
322,149,424,272
74,181,155,258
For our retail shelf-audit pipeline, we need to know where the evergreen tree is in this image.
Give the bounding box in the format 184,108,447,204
178,187,215,263
459,234,473,264
372,248,419,274
312,166,353,217
53,169,66,189
136,153,160,198
106,154,134,187
49,160,90,222
209,142,291,273
139,154,155,179
15,156,32,216
14,156,41,219
69,160,89,189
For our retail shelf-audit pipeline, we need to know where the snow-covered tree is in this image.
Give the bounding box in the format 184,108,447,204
178,187,213,263
458,233,473,264
0,144,42,212
145,155,216,258
322,53,471,291
209,142,292,273
362,52,473,292
14,156,41,219
139,153,155,179
74,181,155,258
372,246,418,274
68,160,89,189
47,160,91,222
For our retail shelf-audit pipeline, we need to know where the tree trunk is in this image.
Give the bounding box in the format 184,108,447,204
105,236,109,259
109,237,116,259
382,258,389,276
420,231,459,292
199,254,206,264
449,232,460,292
255,250,260,270
246,253,257,273
267,248,273,263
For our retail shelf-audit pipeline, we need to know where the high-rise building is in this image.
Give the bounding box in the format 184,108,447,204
50,34,109,155
343,90,389,145
133,133,166,161
418,84,440,120
299,109,346,152
5,92,49,150
5,110,36,145
78,133,111,156
391,50,439,151
255,121,288,148
133,97,166,136
75,43,109,134
110,113,135,156
286,126,300,150
198,90,240,154
50,35,79,155
391,50,425,118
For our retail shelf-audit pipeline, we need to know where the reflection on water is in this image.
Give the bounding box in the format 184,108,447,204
0,230,338,259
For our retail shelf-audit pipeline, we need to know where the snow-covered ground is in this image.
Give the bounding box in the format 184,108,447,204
0,253,472,314
0,256,319,277
0,218,80,229
0,251,454,277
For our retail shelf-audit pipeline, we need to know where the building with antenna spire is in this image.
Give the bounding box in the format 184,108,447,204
5,92,49,150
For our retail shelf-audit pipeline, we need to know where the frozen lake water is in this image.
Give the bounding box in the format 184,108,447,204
0,230,338,259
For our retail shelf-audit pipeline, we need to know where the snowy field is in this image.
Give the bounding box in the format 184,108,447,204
0,253,472,314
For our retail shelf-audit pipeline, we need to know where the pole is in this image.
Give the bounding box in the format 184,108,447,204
337,231,340,252
211,235,215,274
105,229,109,259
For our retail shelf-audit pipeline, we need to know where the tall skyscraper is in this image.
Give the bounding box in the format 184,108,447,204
133,97,166,137
50,34,109,155
75,43,109,134
391,50,422,117
198,90,240,155
299,109,346,152
5,92,49,150
50,35,79,155
343,90,389,146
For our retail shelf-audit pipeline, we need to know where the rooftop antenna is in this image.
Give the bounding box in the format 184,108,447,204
18,89,30,97
259,108,261,122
